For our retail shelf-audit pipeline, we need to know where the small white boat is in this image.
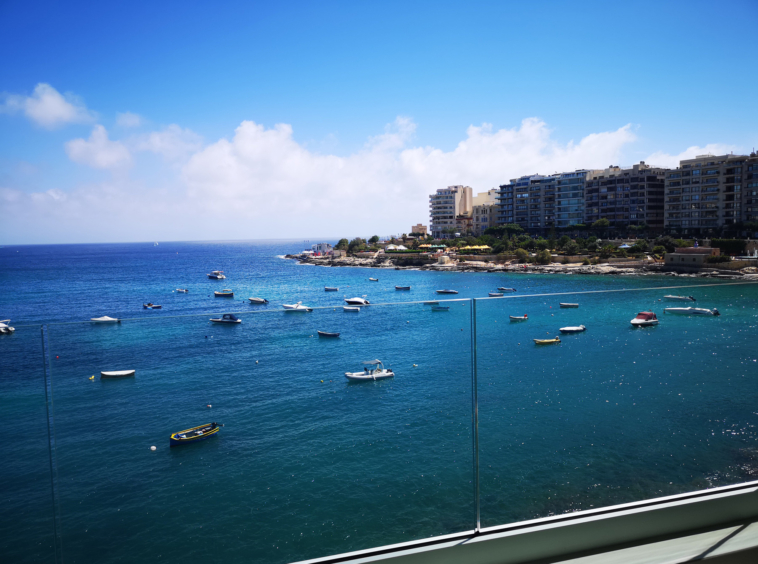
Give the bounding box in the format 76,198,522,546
343,306,360,312
248,297,268,304
369,278,378,281
210,313,241,324
489,292,504,297
325,287,339,292
559,303,579,308
214,289,234,298
497,287,517,292
344,297,370,305
664,295,696,302
345,360,394,381
283,302,312,312
664,307,720,316
100,369,135,379
631,312,658,327
0,320,15,334
176,289,189,293
559,325,586,333
91,316,121,323
509,315,528,321
207,271,226,279
436,289,458,294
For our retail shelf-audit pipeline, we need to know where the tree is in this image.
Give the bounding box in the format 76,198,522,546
484,223,524,238
558,235,571,249
652,245,666,257
348,237,366,252
369,235,380,244
586,241,599,252
514,248,529,263
535,238,550,251
336,238,349,251
654,236,677,253
535,249,552,264
599,244,615,259
592,218,610,237
630,239,650,253
564,241,580,255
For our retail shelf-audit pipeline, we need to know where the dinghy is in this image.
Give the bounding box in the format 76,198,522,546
343,306,360,312
0,320,16,334
559,303,579,308
395,286,411,290
436,289,458,294
283,302,312,312
431,306,450,311
214,289,234,297
248,297,268,304
631,311,658,327
91,316,120,323
210,313,241,324
534,337,561,345
497,288,517,292
423,301,439,305
369,278,378,281
317,331,340,338
664,307,720,316
176,288,189,293
559,325,586,333
143,303,162,309
509,315,527,321
325,287,339,291
345,360,394,381
170,422,220,447
664,295,696,302
100,369,135,379
489,292,504,297
344,297,370,305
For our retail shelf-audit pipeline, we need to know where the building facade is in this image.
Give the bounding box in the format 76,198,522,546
471,189,499,235
429,185,472,238
585,162,666,231
411,224,428,236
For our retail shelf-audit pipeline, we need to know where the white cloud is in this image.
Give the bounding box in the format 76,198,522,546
136,124,203,161
645,143,739,169
0,83,95,129
65,125,132,170
116,111,143,128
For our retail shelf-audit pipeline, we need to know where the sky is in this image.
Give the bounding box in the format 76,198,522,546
1,0,757,244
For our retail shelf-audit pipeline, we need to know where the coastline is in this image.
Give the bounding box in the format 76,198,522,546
284,253,758,280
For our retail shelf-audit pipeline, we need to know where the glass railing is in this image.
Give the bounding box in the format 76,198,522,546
3,280,758,563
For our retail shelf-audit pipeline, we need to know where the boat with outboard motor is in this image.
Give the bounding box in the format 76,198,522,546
345,360,394,381
207,271,226,279
91,316,120,323
0,320,16,334
283,302,313,312
664,307,720,316
210,313,241,324
664,295,696,302
248,297,269,304
214,289,234,297
344,297,369,305
170,422,220,447
631,311,658,327
559,325,586,334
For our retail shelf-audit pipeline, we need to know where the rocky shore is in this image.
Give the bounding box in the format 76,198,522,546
284,254,758,280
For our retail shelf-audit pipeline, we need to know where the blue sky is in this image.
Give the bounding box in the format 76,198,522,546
1,0,757,243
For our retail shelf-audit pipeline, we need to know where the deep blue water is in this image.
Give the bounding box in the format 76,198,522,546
1,241,757,564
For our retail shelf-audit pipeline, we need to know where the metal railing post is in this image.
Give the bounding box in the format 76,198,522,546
42,325,63,563
471,299,481,532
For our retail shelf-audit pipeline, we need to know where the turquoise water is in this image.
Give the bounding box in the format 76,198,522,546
1,241,757,563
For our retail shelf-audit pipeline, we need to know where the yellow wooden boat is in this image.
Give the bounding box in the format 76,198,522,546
534,337,561,345
170,422,220,447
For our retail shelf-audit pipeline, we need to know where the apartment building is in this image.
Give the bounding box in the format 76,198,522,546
585,162,666,231
410,224,428,236
429,185,472,238
472,189,499,235
664,153,758,234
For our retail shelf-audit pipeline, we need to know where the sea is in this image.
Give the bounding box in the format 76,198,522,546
1,240,757,564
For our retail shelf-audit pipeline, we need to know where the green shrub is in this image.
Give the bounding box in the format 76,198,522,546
561,257,570,264
514,248,530,263
590,258,599,265
582,258,591,265
705,255,732,263
535,249,552,264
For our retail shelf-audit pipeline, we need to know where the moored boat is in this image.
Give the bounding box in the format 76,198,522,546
423,301,439,305
345,360,394,381
664,295,696,302
317,331,340,337
631,311,658,327
395,286,411,290
489,292,504,297
509,315,527,321
207,271,226,279
431,306,450,311
176,288,189,293
344,297,370,305
559,303,579,308
100,369,135,379
497,287,517,292
143,303,162,309
0,320,16,334
325,287,339,291
214,289,234,297
369,278,378,281
343,306,360,312
170,422,220,447
534,337,561,345
283,302,312,312
248,297,269,304
91,316,120,323
664,307,720,316
559,325,586,333
210,313,241,324
436,289,458,294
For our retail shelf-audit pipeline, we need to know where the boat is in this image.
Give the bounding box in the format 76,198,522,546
431,306,450,311
248,297,269,304
170,422,220,447
664,295,696,302
436,289,458,294
343,306,360,312
325,287,339,291
559,303,579,308
91,316,120,323
214,289,234,297
534,337,561,345
143,303,162,309
283,302,312,312
100,369,135,379
423,301,439,305
0,320,16,334
489,292,504,297
395,286,411,290
559,325,586,333
207,271,226,279
497,287,517,292
369,278,378,281
317,331,340,338
631,311,658,327
509,315,528,321
344,297,370,305
210,313,241,324
345,360,395,381
664,307,720,316
176,288,189,293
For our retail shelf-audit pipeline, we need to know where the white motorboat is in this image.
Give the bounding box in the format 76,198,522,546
369,278,378,281
283,302,312,312
345,360,394,381
664,307,720,316
214,289,234,297
559,325,586,333
176,288,189,293
100,369,135,379
497,287,517,292
207,270,226,279
664,295,696,301
210,313,242,323
343,306,360,312
248,297,269,304
509,315,528,321
631,312,658,327
344,297,370,305
0,320,15,334
489,292,504,297
91,316,121,323
559,303,579,308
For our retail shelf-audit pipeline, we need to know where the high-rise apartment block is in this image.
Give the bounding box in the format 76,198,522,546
429,185,472,238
